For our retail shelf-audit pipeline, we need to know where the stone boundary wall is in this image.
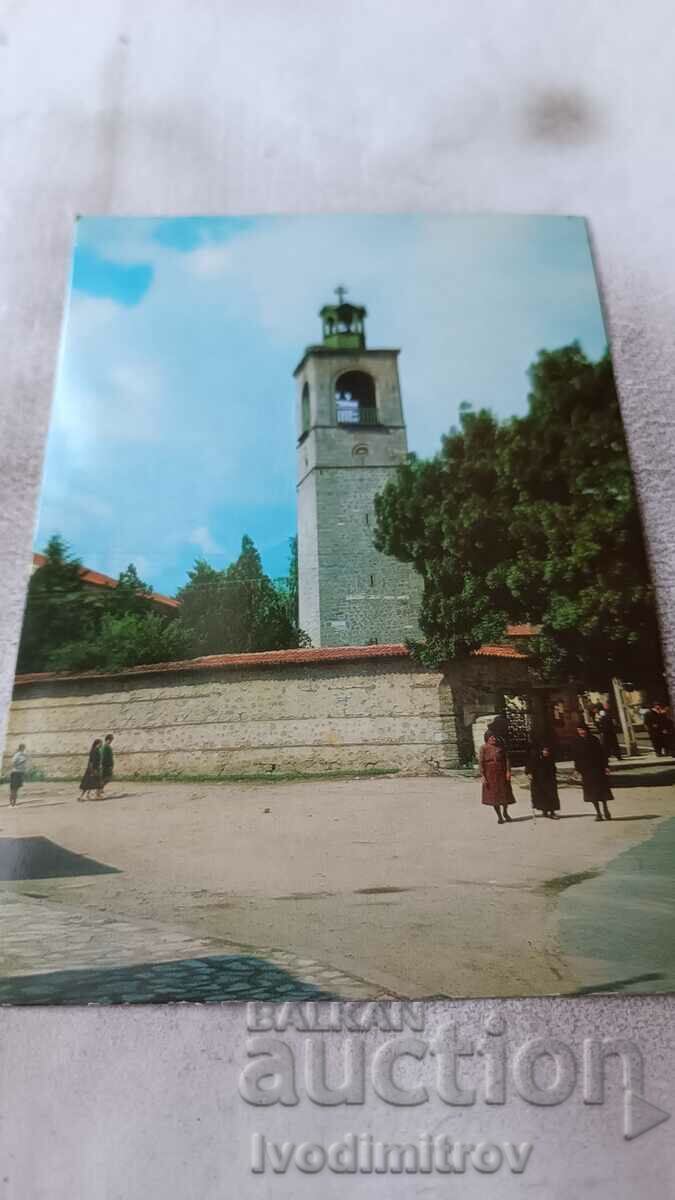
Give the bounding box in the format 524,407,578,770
4,658,459,778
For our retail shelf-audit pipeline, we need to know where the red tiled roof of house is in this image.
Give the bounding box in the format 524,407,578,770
505,623,541,637
32,553,180,610
14,639,529,686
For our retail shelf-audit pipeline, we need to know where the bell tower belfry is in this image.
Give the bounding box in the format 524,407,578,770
295,288,423,647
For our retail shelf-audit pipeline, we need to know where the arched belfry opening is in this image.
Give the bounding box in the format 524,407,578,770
301,382,310,436
335,370,378,426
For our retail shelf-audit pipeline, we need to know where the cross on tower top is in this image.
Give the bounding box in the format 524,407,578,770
318,289,367,350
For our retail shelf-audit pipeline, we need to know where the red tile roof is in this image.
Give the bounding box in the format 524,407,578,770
472,644,529,660
14,640,529,686
14,643,410,685
505,623,541,637
32,553,180,610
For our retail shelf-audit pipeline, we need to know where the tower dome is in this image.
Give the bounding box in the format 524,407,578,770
319,285,367,351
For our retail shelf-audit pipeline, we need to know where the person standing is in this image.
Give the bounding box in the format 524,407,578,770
644,702,667,756
658,705,675,757
99,734,115,797
8,744,29,807
596,702,623,760
479,732,516,825
488,713,509,745
573,721,613,821
78,739,102,801
525,741,561,818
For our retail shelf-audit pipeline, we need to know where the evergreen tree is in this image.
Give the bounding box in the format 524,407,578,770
17,536,88,672
18,538,175,673
111,563,153,615
176,535,309,655
373,345,663,687
287,536,299,626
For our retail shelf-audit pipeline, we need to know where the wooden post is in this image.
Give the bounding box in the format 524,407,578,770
612,677,637,756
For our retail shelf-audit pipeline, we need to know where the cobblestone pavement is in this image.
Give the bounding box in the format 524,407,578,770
0,891,380,1003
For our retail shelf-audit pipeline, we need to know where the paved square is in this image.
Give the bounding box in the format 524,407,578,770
1,767,674,1001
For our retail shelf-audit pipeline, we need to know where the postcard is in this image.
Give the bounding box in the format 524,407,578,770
1,214,673,1005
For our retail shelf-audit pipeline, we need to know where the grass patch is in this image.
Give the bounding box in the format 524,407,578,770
26,767,398,786
540,868,601,895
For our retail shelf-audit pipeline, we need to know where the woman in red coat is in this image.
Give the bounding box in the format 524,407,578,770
479,732,516,824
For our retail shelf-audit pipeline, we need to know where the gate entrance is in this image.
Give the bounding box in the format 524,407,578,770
503,693,533,764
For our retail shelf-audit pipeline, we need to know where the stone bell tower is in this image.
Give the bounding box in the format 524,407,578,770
295,287,423,647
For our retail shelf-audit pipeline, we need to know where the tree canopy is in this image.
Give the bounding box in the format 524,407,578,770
17,536,87,672
373,344,663,687
17,538,183,674
18,533,309,674
177,535,309,656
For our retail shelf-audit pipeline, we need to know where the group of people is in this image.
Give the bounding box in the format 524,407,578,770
78,734,115,801
5,735,116,806
479,717,614,824
593,698,675,760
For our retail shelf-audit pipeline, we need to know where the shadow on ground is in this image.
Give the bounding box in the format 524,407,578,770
610,767,675,788
573,971,664,995
0,837,119,881
559,815,675,993
0,954,337,1004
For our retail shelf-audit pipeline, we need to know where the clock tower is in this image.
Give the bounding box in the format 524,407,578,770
295,289,423,647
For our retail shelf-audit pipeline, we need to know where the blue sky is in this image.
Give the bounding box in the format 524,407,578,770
37,214,607,596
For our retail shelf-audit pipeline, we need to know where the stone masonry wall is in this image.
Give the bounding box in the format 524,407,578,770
312,465,424,647
4,657,459,779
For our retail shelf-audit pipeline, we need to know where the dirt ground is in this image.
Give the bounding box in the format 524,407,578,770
1,767,674,1000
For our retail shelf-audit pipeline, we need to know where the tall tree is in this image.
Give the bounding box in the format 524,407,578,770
17,536,88,672
373,344,663,687
176,535,308,655
111,563,153,615
175,559,224,652
286,536,299,626
18,539,173,673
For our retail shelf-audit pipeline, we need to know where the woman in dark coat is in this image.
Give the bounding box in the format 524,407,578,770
78,739,102,802
595,703,622,760
526,742,560,817
99,733,115,797
479,732,516,824
572,722,613,821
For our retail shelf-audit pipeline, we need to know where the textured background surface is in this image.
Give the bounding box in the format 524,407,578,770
0,2,673,1195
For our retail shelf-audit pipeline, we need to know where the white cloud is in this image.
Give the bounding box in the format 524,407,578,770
187,245,233,278
189,526,225,556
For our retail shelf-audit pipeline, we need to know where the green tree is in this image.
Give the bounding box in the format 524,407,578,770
175,559,225,654
17,538,176,673
287,536,299,626
110,563,154,615
176,535,309,655
17,536,88,672
48,611,191,673
373,344,662,687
